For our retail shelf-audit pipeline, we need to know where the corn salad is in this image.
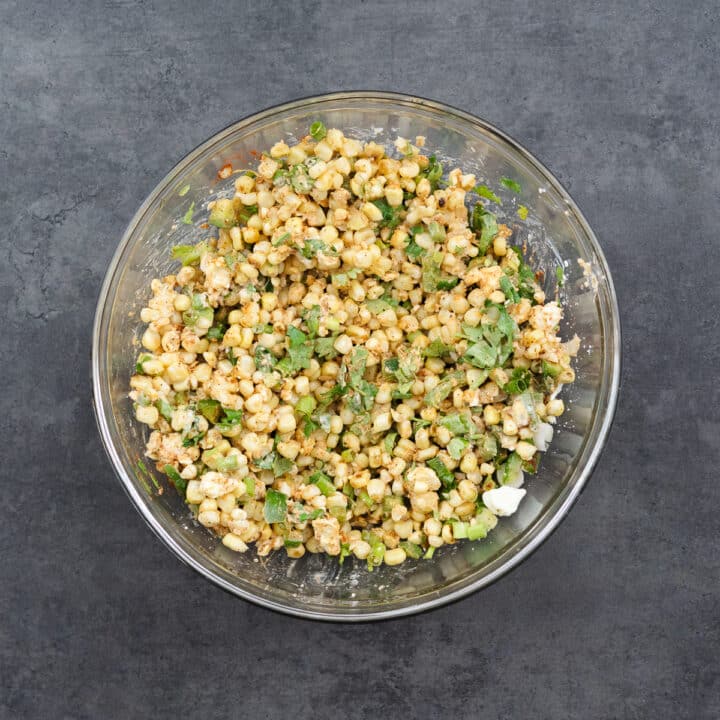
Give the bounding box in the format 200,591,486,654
129,125,578,569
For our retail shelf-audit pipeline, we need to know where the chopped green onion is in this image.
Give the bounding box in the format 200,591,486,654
309,470,335,497
467,521,489,541
556,266,565,286
244,477,256,497
171,242,207,266
428,221,446,242
164,464,187,496
178,184,190,197
518,205,528,220
295,395,317,417
309,121,327,141
399,541,423,559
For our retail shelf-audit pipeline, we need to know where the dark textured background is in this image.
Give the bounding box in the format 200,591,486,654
2,1,718,718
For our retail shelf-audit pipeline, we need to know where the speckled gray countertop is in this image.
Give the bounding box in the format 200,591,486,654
1,1,718,717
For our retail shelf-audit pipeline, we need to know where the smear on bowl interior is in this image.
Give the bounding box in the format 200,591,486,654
129,124,578,569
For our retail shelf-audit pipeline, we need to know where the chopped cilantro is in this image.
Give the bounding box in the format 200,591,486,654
419,155,443,191
314,336,339,359
181,201,195,225
499,275,520,304
272,232,291,246
254,345,277,373
371,199,403,230
470,205,498,255
447,437,470,459
207,322,227,341
424,370,465,407
276,326,313,375
302,305,321,336
475,185,501,204
300,237,332,259
500,177,522,194
298,507,324,522
423,340,453,358
427,457,457,492
405,227,425,260
421,252,459,292
171,242,207,267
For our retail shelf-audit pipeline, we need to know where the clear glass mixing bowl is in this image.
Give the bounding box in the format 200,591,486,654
92,92,620,620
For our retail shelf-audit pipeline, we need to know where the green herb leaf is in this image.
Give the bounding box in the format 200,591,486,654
303,305,321,336
499,275,520,304
427,457,457,492
300,236,332,259
501,177,522,194
264,489,288,523
314,336,339,360
419,155,443,191
182,293,214,329
181,201,195,225
518,205,529,220
448,437,469,459
371,199,403,230
254,345,277,373
423,340,453,358
438,413,476,437
463,339,497,368
178,184,190,197
475,185,501,204
470,205,498,254
298,507,324,522
556,266,565,287
277,325,313,375
272,232,291,246
424,370,465,407
171,242,207,267
207,323,227,341
384,431,398,454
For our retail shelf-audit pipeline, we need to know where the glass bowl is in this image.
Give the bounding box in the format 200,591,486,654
92,92,620,621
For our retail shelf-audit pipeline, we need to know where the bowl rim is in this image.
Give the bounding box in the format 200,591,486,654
92,90,621,621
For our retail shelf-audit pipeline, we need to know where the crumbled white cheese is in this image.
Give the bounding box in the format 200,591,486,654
482,486,527,517
533,422,554,452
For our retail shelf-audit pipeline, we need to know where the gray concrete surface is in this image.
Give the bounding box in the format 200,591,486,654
1,1,718,718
